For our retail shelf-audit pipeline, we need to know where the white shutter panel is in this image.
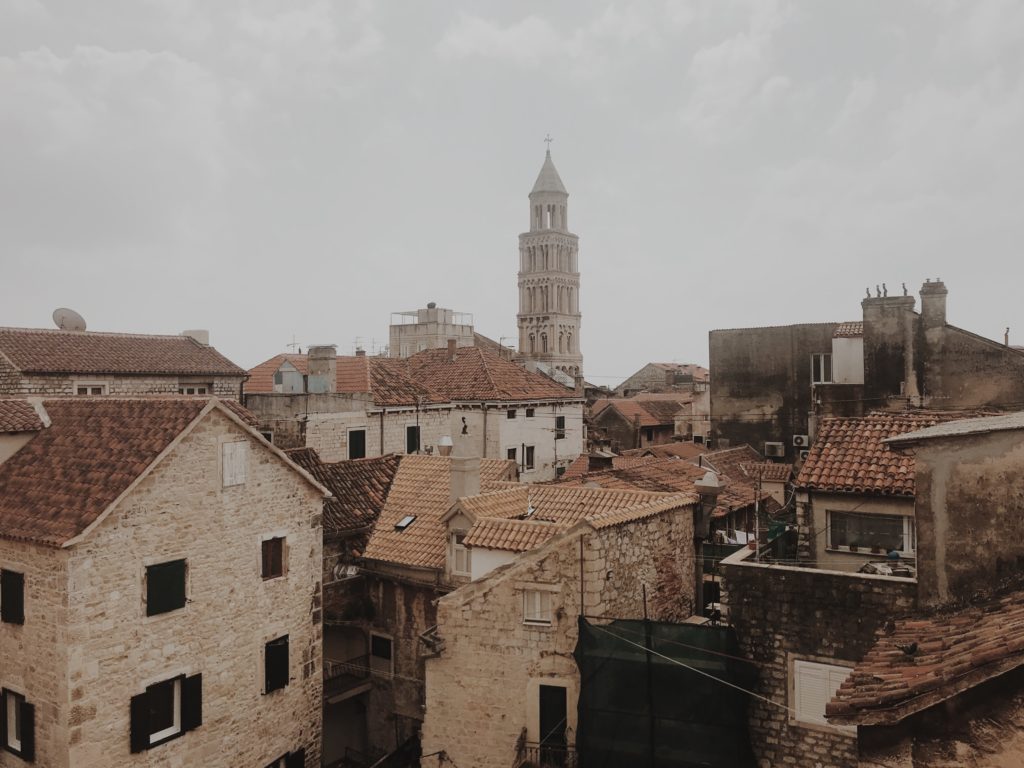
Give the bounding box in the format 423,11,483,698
794,660,855,731
222,442,248,487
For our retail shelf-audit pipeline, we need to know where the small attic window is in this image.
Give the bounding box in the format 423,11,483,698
394,515,416,531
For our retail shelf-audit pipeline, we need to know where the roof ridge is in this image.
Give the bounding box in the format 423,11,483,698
0,326,198,342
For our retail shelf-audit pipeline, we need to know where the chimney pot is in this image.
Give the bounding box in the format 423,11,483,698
355,348,366,357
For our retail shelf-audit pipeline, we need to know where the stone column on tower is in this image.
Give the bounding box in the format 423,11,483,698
516,148,583,378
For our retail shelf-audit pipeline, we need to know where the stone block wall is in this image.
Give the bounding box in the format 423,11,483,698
421,503,695,768
306,409,452,462
61,408,323,767
720,556,917,768
0,541,69,768
0,370,243,399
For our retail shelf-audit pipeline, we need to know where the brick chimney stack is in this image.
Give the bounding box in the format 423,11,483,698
447,338,457,361
920,279,948,331
307,345,337,394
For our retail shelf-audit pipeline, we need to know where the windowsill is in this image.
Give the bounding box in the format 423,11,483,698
143,605,188,624
146,728,185,750
789,717,855,736
826,548,915,558
261,573,288,582
523,621,554,629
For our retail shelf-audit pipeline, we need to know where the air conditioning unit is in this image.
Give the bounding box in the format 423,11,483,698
792,434,810,448
764,442,785,458
799,449,810,461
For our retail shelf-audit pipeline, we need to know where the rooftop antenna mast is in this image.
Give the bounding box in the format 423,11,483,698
285,334,301,354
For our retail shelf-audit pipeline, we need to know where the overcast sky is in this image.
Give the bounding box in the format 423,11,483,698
2,1,1022,385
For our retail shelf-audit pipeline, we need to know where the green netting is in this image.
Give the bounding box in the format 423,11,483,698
574,617,757,768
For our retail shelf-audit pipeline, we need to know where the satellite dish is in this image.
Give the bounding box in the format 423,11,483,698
53,308,87,332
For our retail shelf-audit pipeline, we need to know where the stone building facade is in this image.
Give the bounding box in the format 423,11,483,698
516,150,583,378
0,327,246,399
420,490,697,768
0,398,325,768
613,362,709,397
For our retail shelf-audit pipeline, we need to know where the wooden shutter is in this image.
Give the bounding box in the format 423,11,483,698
285,748,306,768
181,674,202,732
1,569,25,624
0,691,7,750
20,701,34,762
222,441,248,487
265,636,289,693
793,660,854,731
146,560,186,616
129,692,150,753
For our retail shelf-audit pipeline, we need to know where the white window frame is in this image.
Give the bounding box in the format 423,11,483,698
791,659,855,732
525,445,536,470
523,589,553,626
74,380,108,396
4,688,24,752
148,677,183,744
221,440,249,487
811,353,833,384
347,428,368,460
826,510,916,556
451,533,470,576
178,385,209,395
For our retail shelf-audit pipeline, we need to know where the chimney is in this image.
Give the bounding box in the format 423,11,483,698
181,329,209,346
1005,328,1010,347
355,348,366,357
574,374,584,396
449,456,481,504
447,338,457,361
920,279,948,331
307,345,337,394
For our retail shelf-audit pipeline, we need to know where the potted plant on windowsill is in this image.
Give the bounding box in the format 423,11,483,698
870,544,884,555
848,542,860,553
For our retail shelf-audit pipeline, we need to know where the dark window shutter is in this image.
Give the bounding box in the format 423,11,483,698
1,569,25,624
130,692,150,753
0,690,8,749
181,674,202,732
20,701,35,762
265,636,289,693
286,748,306,768
146,560,186,616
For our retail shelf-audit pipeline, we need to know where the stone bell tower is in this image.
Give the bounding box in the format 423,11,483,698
516,148,583,378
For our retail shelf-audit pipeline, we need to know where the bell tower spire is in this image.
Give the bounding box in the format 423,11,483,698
517,143,583,378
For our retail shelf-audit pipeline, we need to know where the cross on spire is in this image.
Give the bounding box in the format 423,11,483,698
544,133,553,151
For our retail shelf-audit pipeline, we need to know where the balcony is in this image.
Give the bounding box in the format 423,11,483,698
323,654,372,702
515,742,579,768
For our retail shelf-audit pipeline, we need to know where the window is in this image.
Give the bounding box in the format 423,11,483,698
506,447,517,462
130,674,201,752
348,429,366,460
451,533,470,575
1,689,34,760
178,385,209,395
523,590,552,626
394,515,416,531
260,430,274,444
264,636,290,693
75,383,107,396
811,353,833,384
266,750,306,768
261,538,285,580
0,569,25,625
406,425,420,454
526,408,535,418
792,660,854,731
507,408,517,419
827,511,915,555
146,560,187,617
555,415,566,440
525,446,535,470
222,441,248,487
370,633,393,675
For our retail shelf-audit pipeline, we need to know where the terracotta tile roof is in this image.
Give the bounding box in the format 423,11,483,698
591,399,683,427
460,485,695,552
360,455,517,569
560,453,660,480
0,400,44,432
0,398,209,546
245,353,446,406
0,327,245,376
827,590,1024,726
833,321,864,338
554,456,767,518
650,363,710,381
620,442,708,461
285,448,400,535
796,411,989,496
739,461,792,483
700,445,764,480
404,347,577,402
885,411,1024,445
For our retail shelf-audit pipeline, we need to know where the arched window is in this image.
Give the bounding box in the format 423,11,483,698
567,333,573,353
529,333,536,354
559,333,565,353
541,333,548,354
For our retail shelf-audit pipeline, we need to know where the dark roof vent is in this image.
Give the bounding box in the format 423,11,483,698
427,302,437,309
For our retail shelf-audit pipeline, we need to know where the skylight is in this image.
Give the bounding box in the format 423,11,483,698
394,515,416,531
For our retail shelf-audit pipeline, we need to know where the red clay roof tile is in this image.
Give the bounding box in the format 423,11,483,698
0,400,44,432
0,327,244,376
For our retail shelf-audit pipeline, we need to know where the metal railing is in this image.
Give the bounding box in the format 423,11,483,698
515,742,578,768
323,654,371,697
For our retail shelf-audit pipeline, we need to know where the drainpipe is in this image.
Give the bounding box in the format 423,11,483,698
379,410,385,455
481,402,488,458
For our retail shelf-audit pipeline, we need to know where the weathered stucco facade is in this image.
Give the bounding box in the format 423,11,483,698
0,405,324,768
421,504,696,768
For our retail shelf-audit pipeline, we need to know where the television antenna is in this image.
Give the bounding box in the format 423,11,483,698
52,308,87,331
